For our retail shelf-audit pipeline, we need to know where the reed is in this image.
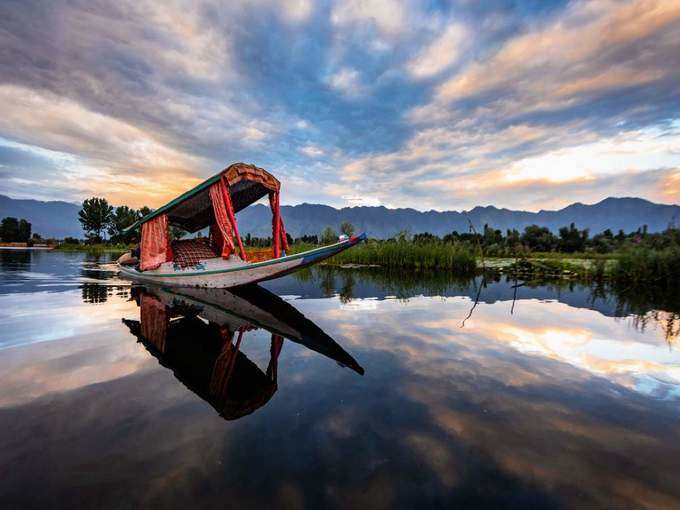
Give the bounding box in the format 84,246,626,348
328,240,477,273
55,242,131,254
610,247,680,285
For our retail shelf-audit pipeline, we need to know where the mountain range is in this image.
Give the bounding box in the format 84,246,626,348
1,194,678,240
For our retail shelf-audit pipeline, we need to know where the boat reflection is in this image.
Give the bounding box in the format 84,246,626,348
122,284,363,420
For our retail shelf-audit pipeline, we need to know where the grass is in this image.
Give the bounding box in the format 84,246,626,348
55,242,132,254
327,240,477,273
315,239,680,285
609,247,680,285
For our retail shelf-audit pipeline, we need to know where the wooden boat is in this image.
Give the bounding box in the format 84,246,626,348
118,162,365,288
122,284,363,420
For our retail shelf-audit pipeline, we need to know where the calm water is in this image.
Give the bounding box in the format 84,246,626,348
1,250,679,509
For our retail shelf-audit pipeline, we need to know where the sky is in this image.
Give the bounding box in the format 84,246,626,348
0,0,679,211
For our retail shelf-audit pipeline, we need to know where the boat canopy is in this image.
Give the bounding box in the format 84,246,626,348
128,162,289,271
126,163,280,233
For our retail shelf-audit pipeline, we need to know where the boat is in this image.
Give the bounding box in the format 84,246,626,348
122,284,363,420
118,162,365,288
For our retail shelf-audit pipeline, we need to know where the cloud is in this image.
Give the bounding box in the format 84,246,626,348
407,23,468,79
331,0,407,36
298,144,326,158
0,0,678,210
420,0,680,124
327,67,366,98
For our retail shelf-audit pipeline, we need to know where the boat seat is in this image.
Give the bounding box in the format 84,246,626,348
172,238,218,268
245,247,276,263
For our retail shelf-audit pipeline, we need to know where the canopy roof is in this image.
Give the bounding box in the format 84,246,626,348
126,163,280,233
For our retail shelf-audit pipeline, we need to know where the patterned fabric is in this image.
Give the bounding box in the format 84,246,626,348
224,162,280,193
172,238,217,268
246,247,274,262
140,214,173,271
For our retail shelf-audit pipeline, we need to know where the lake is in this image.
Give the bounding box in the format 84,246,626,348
1,250,679,509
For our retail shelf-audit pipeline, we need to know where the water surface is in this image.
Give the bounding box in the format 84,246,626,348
1,250,679,509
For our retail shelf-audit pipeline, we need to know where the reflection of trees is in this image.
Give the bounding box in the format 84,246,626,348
81,284,130,303
339,271,355,304
0,249,30,270
630,311,680,344
81,283,112,303
303,266,477,302
610,281,680,344
320,268,335,298
301,266,680,343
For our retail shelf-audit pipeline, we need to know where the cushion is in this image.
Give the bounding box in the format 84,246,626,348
172,238,217,268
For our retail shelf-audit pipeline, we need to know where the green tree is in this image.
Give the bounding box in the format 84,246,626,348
108,206,140,243
521,225,557,252
1,217,19,241
78,197,113,242
340,221,355,237
558,222,589,253
17,219,31,242
321,226,337,244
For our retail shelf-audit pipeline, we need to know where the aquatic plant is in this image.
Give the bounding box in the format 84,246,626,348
328,239,477,274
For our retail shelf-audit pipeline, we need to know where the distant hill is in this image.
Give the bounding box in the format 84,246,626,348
1,194,678,239
237,197,680,238
0,195,81,239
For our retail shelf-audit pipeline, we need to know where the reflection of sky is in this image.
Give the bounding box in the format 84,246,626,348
1,266,680,507
326,295,680,399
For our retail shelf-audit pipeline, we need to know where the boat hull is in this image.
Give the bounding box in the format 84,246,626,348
119,233,365,288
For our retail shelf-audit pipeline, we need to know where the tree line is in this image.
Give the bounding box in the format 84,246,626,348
0,217,33,243
76,197,151,244
408,222,680,255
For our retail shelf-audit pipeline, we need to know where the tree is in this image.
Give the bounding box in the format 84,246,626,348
521,225,557,252
1,217,19,242
321,226,337,244
79,197,113,242
108,206,140,243
558,222,588,253
340,221,355,237
505,228,521,248
483,224,502,246
0,217,31,242
18,219,31,242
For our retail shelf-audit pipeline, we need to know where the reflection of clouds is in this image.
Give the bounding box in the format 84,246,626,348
0,289,154,406
3,283,680,508
326,295,680,396
0,332,154,407
0,290,135,348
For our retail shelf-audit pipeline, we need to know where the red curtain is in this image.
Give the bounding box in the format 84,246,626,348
220,177,247,261
140,294,168,352
209,180,236,258
209,178,248,260
140,214,172,271
269,191,289,258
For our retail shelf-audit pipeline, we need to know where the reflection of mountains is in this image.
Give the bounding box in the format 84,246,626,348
123,285,363,420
